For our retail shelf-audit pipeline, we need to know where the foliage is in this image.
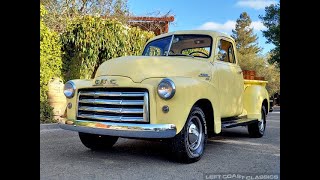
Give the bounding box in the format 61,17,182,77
238,53,280,95
231,12,261,55
40,100,55,123
237,53,262,71
258,61,280,95
259,3,280,67
61,16,155,80
41,4,63,123
232,12,279,95
127,26,155,55
40,0,129,33
40,4,63,102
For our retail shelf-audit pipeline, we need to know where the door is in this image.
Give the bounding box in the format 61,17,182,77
214,37,243,117
228,41,244,115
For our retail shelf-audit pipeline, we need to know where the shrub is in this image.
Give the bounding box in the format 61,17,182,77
40,100,55,123
40,4,63,123
40,4,63,101
61,16,154,80
40,6,62,101
126,26,155,55
238,53,280,95
256,62,280,95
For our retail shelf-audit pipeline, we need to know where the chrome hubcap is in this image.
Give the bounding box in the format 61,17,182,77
259,121,264,131
187,116,203,151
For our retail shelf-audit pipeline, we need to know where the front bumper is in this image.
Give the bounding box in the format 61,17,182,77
59,120,177,138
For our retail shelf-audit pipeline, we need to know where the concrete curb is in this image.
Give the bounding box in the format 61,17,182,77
40,123,60,131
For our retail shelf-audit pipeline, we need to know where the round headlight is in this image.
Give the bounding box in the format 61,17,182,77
157,78,176,100
64,81,76,98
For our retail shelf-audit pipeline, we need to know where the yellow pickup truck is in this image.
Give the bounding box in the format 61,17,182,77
60,30,269,163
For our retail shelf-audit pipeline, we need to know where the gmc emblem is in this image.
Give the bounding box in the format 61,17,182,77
93,79,117,86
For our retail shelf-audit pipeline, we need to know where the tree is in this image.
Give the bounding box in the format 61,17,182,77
259,3,280,67
231,12,261,55
231,12,280,95
40,0,129,33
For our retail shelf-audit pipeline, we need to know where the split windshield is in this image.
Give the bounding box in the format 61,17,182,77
142,34,212,59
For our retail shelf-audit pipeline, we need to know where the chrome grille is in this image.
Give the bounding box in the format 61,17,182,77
77,89,149,122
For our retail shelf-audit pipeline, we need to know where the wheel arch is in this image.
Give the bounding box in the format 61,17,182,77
262,98,269,115
192,98,221,135
193,99,214,135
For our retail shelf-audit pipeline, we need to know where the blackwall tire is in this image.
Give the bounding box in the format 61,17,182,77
171,106,207,163
248,106,267,138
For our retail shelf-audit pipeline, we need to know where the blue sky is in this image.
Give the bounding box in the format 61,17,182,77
128,0,279,55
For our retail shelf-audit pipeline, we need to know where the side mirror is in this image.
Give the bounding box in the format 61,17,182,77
217,49,227,61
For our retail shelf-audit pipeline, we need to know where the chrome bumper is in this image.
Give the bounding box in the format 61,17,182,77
59,120,177,138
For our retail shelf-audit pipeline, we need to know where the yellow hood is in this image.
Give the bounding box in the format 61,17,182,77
95,56,211,82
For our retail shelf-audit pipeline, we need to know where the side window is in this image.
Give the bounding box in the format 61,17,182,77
217,39,236,64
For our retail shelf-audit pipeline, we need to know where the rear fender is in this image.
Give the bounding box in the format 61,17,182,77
243,85,269,119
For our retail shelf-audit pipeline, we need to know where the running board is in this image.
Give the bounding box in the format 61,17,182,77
221,117,258,128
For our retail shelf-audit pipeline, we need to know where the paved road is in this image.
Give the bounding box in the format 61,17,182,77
41,107,280,180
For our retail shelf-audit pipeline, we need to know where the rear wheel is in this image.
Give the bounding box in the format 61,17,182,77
79,132,118,150
171,106,207,163
248,106,267,138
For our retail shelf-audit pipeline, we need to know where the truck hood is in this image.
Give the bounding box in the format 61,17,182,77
95,56,212,82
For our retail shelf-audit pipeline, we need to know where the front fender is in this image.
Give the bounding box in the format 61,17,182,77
142,77,221,134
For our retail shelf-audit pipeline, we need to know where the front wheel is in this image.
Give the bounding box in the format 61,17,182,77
248,106,267,138
79,132,118,150
171,106,207,163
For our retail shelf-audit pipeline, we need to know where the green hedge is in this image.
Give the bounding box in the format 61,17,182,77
40,4,63,123
40,100,55,123
61,16,155,80
40,5,63,101
40,6,155,123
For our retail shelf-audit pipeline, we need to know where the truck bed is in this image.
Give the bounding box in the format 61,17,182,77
244,79,268,88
